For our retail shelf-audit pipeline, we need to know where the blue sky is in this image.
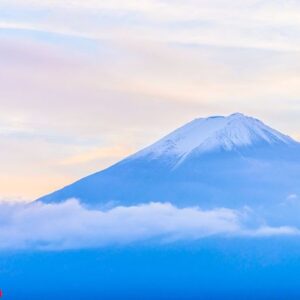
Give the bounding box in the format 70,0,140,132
1,0,300,199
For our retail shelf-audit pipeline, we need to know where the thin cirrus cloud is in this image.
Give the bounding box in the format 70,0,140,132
59,144,135,166
2,0,300,50
0,199,298,251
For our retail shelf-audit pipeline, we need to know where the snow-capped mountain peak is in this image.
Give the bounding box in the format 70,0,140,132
135,113,295,160
38,112,300,207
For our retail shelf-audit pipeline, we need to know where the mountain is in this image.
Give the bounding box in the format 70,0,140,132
38,113,300,208
134,112,294,162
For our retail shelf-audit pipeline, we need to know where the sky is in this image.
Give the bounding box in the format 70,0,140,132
1,0,300,200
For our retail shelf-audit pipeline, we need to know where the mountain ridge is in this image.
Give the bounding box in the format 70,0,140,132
38,113,300,208
131,112,296,167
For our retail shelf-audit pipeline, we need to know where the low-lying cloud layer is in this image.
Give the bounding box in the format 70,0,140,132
0,200,298,250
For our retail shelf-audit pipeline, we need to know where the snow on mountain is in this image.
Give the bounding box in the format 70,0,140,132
134,113,295,161
38,113,300,208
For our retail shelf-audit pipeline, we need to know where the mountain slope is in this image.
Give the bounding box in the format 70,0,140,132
38,113,300,208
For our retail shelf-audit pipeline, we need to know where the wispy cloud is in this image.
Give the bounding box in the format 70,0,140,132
2,0,300,50
59,145,135,166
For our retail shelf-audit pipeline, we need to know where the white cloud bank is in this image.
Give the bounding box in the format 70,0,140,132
0,200,298,250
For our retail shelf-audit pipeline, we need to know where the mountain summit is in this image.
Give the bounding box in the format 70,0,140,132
134,113,295,165
38,113,300,208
